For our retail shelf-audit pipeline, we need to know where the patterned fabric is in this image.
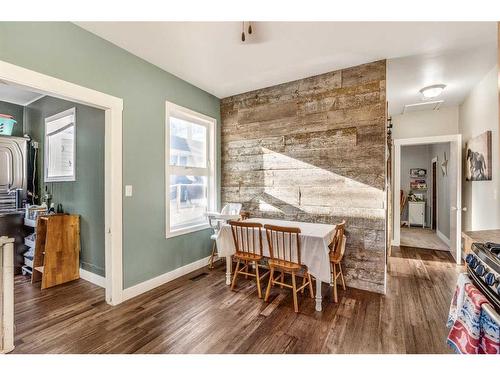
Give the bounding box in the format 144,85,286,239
447,273,500,354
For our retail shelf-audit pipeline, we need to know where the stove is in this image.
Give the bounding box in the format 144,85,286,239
465,242,500,311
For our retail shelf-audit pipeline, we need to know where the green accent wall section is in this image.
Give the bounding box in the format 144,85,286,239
0,100,24,137
0,22,221,288
25,96,105,276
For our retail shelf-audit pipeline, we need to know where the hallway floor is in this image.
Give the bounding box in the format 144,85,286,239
400,227,450,251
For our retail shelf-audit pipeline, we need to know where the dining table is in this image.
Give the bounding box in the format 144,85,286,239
216,217,337,312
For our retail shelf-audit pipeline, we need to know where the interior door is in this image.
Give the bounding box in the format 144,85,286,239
448,138,462,263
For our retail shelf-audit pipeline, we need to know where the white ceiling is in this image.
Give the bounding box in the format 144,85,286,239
76,22,497,113
0,84,44,106
387,45,496,115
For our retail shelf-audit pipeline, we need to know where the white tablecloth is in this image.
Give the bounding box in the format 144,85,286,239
216,218,336,283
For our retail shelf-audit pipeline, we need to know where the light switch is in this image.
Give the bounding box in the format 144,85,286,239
125,185,133,197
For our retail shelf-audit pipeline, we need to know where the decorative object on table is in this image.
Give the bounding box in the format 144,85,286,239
409,168,427,178
206,203,242,269
441,151,448,176
229,220,269,298
264,224,314,313
328,220,347,303
447,273,499,354
465,131,492,181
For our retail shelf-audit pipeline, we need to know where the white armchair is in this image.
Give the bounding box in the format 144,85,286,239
206,203,243,269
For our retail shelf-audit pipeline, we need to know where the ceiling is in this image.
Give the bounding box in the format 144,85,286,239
76,22,497,113
0,84,44,106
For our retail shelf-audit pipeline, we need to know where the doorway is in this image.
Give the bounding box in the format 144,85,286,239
393,135,462,263
432,159,437,231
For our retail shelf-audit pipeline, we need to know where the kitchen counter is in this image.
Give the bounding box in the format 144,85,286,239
462,229,500,256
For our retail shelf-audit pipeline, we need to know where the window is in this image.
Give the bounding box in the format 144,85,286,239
165,102,216,238
44,108,76,182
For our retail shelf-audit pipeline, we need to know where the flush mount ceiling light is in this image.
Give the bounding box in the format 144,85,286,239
419,84,446,99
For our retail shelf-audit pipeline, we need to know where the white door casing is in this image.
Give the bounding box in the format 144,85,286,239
0,59,124,305
393,135,462,263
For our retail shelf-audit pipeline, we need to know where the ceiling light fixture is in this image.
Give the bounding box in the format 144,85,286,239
241,22,253,42
419,84,446,99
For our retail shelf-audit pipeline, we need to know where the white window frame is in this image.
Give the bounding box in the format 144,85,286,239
165,101,216,238
44,107,76,182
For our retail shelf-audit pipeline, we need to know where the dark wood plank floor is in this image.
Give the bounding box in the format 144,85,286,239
12,246,463,354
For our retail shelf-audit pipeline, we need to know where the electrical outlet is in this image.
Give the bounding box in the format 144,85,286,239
32,141,39,149
125,185,133,197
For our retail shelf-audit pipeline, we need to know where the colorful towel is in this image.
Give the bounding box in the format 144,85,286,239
447,273,470,327
447,273,500,354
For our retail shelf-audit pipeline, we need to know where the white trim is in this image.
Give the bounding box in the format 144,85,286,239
79,268,106,288
165,101,217,239
122,255,211,302
0,59,124,305
166,223,211,239
431,157,438,232
393,134,462,264
437,230,451,247
0,237,15,354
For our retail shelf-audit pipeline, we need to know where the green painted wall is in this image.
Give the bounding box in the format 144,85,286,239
0,22,221,288
25,96,105,276
0,100,24,137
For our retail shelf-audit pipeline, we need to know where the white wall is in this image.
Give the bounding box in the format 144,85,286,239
392,106,459,140
401,144,431,224
459,65,500,231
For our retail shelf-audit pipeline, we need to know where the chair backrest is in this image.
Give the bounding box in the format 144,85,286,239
229,220,263,256
221,203,242,216
264,224,302,266
329,220,346,262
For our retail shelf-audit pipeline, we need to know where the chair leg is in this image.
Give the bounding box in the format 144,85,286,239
332,263,338,303
208,240,217,269
231,259,240,291
264,268,274,302
307,272,314,298
280,271,284,288
339,263,346,291
291,271,298,313
255,261,262,299
329,262,334,287
301,273,307,295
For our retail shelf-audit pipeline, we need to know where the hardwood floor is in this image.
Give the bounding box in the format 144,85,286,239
400,227,450,251
12,246,463,354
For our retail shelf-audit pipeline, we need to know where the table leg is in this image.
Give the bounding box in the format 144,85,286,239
315,278,322,312
225,256,232,285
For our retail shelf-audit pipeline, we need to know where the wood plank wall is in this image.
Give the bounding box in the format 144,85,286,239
220,60,387,293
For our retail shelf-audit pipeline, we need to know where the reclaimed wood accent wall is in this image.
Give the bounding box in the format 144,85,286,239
221,60,387,293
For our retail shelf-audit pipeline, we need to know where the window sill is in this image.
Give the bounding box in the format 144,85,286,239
165,223,211,239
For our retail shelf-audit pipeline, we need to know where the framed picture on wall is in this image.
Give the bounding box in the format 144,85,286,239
465,131,492,181
409,168,426,178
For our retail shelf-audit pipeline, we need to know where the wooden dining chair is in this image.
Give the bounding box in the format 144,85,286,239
329,220,347,303
229,220,269,298
263,224,314,313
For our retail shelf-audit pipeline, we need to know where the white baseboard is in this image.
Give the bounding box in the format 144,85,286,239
437,230,451,247
122,255,211,302
79,268,106,288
